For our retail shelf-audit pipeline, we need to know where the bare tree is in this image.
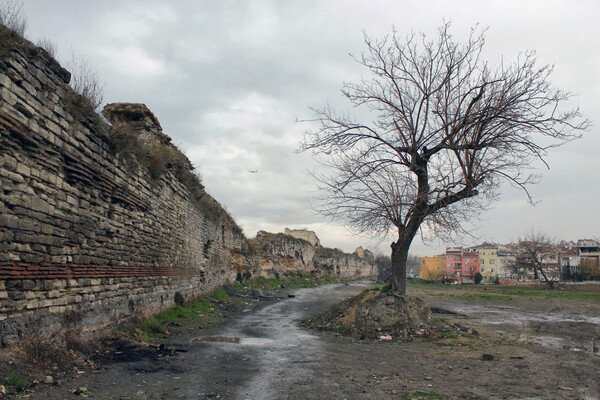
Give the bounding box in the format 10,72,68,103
301,23,589,294
510,232,560,289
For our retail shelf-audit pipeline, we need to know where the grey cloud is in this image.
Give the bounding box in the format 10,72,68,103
22,0,600,255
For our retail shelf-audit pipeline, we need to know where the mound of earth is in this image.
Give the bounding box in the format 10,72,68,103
305,288,431,339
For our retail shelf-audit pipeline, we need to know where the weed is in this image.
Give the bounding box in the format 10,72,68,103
233,274,340,292
137,318,165,342
0,0,27,37
0,363,27,392
36,36,57,58
65,50,104,110
16,335,75,372
380,282,392,293
211,288,230,301
126,296,220,342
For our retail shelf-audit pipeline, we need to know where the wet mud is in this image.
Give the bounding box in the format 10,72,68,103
27,282,600,399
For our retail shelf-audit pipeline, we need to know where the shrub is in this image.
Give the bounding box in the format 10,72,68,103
474,272,483,284
174,291,185,306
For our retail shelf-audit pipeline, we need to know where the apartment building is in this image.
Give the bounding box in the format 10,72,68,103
419,255,446,281
445,247,463,282
478,245,498,283
497,246,516,281
462,247,480,283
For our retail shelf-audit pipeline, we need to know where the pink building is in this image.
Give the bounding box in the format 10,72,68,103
462,249,480,282
445,247,481,283
445,247,463,282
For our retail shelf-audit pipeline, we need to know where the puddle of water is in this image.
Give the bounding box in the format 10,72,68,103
190,336,241,343
239,337,274,346
190,336,277,346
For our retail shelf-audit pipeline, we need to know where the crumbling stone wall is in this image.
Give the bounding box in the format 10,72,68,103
245,231,316,278
313,247,375,278
0,43,243,345
283,228,321,247
243,231,375,280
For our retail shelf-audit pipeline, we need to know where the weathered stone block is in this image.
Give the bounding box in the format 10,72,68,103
0,73,11,88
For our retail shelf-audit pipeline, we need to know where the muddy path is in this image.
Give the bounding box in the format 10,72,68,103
34,281,371,399
31,282,600,399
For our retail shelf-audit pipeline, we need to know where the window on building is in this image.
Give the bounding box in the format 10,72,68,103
490,259,495,264
481,259,485,264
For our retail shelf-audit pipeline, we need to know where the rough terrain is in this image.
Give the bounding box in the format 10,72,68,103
18,281,600,399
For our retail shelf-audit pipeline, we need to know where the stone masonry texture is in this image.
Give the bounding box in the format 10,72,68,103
0,36,373,346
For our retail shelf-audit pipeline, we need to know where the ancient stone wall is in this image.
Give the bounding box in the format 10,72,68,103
313,247,375,279
0,43,244,345
244,231,375,280
0,35,374,347
245,231,316,278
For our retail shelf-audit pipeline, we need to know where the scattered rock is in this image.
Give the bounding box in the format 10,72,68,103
482,353,495,361
72,387,88,395
43,375,54,384
558,386,574,391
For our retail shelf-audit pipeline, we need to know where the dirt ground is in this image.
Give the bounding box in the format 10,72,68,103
12,281,600,399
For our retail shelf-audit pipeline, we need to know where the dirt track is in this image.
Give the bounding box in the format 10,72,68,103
28,281,600,399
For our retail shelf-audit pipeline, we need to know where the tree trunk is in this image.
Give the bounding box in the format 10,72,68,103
536,266,555,290
390,240,410,295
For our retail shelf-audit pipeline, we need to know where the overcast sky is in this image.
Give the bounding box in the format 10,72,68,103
21,0,599,256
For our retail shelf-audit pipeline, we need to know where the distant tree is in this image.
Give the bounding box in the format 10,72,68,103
474,272,483,284
580,259,600,280
378,253,419,281
301,23,589,295
406,254,420,278
510,232,560,289
374,252,392,282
